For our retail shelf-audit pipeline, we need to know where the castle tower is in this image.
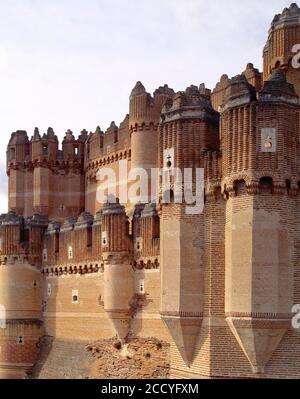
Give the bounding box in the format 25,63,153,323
102,198,133,340
0,212,46,378
129,82,174,207
31,128,59,215
7,131,30,215
159,85,219,365
263,3,300,96
220,71,299,373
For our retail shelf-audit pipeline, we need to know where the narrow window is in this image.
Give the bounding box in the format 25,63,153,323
0,304,6,329
87,227,92,247
163,148,174,170
286,179,291,195
55,232,59,253
68,245,73,259
101,232,108,247
135,237,142,252
139,279,145,294
114,130,118,144
17,336,24,345
72,290,79,304
42,145,48,156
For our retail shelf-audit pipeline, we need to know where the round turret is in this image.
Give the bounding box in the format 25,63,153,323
101,198,133,340
263,3,300,96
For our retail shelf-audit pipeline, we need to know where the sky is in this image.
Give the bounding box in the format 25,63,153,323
0,0,295,213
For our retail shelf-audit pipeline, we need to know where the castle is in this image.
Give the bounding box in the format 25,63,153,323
1,3,300,379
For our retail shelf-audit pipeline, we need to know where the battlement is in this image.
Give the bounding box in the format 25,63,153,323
259,68,299,103
161,84,218,124
86,115,130,163
129,81,174,129
7,127,88,169
270,3,300,32
40,200,160,268
0,211,48,264
212,63,263,111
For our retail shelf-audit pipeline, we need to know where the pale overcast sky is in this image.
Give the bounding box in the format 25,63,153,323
0,0,295,213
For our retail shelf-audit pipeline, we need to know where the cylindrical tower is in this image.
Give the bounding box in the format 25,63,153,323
0,212,44,378
7,131,30,216
129,82,174,207
102,198,133,340
263,3,300,96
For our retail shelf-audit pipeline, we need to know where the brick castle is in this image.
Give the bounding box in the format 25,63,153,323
1,3,300,378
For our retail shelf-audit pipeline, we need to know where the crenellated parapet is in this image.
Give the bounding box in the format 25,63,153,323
242,63,263,93
0,211,48,265
85,115,131,165
129,82,174,131
264,3,300,78
7,127,87,170
7,127,87,220
212,63,263,112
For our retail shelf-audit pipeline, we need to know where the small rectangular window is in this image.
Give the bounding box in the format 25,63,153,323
139,279,145,294
43,248,47,262
42,145,48,156
0,304,6,329
72,289,79,304
114,131,118,144
47,283,52,296
55,232,59,253
68,245,73,259
163,148,175,170
135,237,142,252
101,231,108,247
